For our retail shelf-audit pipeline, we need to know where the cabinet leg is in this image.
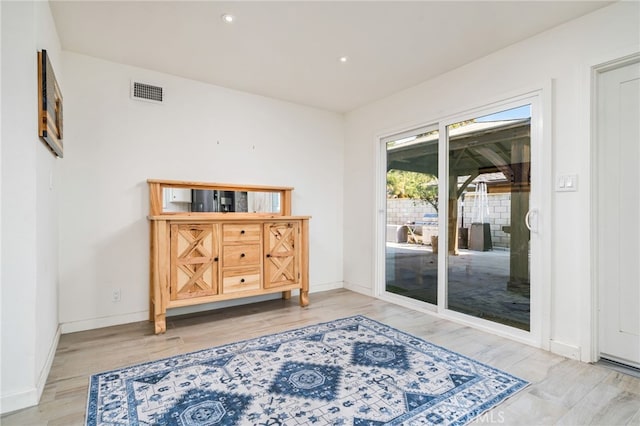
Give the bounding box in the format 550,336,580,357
299,290,309,307
282,290,291,300
154,314,166,334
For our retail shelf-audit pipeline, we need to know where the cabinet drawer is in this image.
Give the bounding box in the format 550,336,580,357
222,268,261,293
223,244,261,267
223,224,261,242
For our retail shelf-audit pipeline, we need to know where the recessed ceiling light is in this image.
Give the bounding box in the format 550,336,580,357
339,56,349,63
221,14,235,23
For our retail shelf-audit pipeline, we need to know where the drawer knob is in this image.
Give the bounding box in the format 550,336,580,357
240,230,245,234
240,253,246,257
214,257,219,262
240,278,245,283
266,254,271,258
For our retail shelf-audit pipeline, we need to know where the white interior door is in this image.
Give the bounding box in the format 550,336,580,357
597,58,640,367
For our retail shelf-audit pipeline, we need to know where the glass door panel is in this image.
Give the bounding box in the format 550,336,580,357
385,129,439,304
446,105,531,330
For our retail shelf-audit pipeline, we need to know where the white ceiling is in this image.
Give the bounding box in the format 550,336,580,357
50,1,612,113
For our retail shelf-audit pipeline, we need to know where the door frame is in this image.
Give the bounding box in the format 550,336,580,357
375,85,553,349
588,51,640,364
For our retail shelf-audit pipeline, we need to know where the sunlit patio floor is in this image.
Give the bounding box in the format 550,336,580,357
386,243,530,330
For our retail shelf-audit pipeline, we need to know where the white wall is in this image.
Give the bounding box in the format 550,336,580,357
0,0,61,414
344,2,639,360
58,52,344,332
1,3,634,415
0,0,3,412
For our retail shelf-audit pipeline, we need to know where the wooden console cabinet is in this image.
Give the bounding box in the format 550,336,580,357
148,179,310,334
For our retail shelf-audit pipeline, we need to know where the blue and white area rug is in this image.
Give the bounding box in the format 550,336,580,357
86,316,528,425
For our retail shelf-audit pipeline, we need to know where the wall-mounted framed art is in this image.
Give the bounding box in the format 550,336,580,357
38,49,63,157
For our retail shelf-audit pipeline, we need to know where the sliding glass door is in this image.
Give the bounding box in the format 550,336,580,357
384,127,439,305
446,105,532,331
381,97,540,336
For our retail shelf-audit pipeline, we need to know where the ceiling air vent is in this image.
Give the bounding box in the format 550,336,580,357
131,81,164,104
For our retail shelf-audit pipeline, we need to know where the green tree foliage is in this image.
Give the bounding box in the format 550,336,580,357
387,170,439,211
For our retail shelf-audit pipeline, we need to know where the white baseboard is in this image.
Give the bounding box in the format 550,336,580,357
310,281,343,293
167,294,285,317
0,387,39,415
549,339,581,360
0,326,61,415
61,283,345,334
166,284,343,317
61,311,149,334
343,281,374,297
37,326,61,399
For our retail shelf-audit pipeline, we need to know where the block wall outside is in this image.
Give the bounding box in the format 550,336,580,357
386,198,437,226
387,193,512,249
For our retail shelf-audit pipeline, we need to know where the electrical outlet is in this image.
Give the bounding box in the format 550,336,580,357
112,288,121,303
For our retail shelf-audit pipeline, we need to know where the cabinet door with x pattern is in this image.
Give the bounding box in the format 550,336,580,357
264,222,300,289
170,223,220,300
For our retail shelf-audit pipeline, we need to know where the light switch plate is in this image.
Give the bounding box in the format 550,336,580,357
556,174,578,192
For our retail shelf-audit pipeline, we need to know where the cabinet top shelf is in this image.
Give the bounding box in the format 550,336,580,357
147,179,295,217
148,214,311,221
147,179,294,192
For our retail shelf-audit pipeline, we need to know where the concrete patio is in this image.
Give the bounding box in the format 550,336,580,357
386,242,530,330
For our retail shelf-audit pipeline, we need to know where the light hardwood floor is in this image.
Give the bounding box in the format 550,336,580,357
2,289,639,425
